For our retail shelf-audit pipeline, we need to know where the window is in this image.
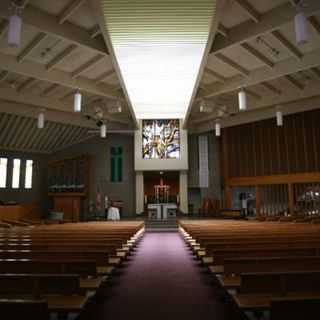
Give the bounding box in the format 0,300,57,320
111,147,123,182
12,158,21,188
142,119,180,159
0,158,8,188
25,160,33,189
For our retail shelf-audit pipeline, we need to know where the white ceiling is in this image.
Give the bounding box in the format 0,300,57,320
102,0,217,119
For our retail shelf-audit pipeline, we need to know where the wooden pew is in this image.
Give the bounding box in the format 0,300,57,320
0,299,49,320
233,271,320,311
0,222,11,229
270,297,320,320
0,274,88,314
218,256,320,289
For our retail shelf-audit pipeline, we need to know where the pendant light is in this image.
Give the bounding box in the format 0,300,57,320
8,14,22,47
74,89,82,112
294,11,309,44
276,109,283,127
215,120,221,137
238,88,247,111
116,100,122,113
37,110,45,129
100,123,107,138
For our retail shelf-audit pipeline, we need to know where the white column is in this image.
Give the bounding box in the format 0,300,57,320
179,171,188,214
136,171,144,214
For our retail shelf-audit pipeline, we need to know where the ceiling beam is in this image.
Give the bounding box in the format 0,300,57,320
0,51,118,98
245,88,261,100
202,47,320,99
0,100,97,128
193,95,320,133
234,0,260,23
308,16,320,35
71,54,104,78
16,78,38,92
0,20,8,38
285,75,304,90
59,89,75,101
215,53,250,76
46,45,78,71
0,85,73,112
311,67,320,79
271,30,303,60
210,0,320,54
193,80,320,124
94,69,115,83
240,42,274,68
90,24,101,38
217,24,228,37
204,67,226,83
261,81,282,95
40,83,59,97
0,70,9,81
58,0,86,25
0,0,108,56
17,32,47,63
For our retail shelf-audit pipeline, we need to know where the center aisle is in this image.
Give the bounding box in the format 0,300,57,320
79,232,246,320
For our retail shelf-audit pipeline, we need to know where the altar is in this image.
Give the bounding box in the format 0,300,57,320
147,203,177,220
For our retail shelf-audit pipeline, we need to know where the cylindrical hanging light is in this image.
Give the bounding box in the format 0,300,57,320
215,120,221,137
276,110,283,127
8,14,22,47
74,89,82,112
116,100,122,113
37,111,45,129
294,12,309,45
238,88,247,111
100,123,107,138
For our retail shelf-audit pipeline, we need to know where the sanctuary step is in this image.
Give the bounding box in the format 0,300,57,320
145,218,178,232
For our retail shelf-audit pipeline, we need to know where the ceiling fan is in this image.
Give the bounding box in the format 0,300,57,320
84,105,135,138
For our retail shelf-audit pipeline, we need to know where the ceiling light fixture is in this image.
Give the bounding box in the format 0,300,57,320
215,119,221,137
294,11,310,44
37,110,45,129
290,0,310,44
8,7,22,47
238,88,247,111
74,89,82,112
276,107,283,127
100,123,107,138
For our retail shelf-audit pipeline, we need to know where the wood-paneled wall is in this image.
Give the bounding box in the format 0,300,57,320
223,109,320,178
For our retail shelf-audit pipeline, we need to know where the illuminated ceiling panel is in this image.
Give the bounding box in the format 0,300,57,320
101,0,217,119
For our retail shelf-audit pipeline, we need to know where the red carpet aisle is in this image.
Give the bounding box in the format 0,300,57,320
78,232,246,320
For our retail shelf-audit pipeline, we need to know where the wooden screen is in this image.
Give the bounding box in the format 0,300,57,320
224,109,320,178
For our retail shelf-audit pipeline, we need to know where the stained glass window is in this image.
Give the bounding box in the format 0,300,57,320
142,119,180,159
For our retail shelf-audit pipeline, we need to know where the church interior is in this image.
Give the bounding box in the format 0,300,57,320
0,0,320,319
